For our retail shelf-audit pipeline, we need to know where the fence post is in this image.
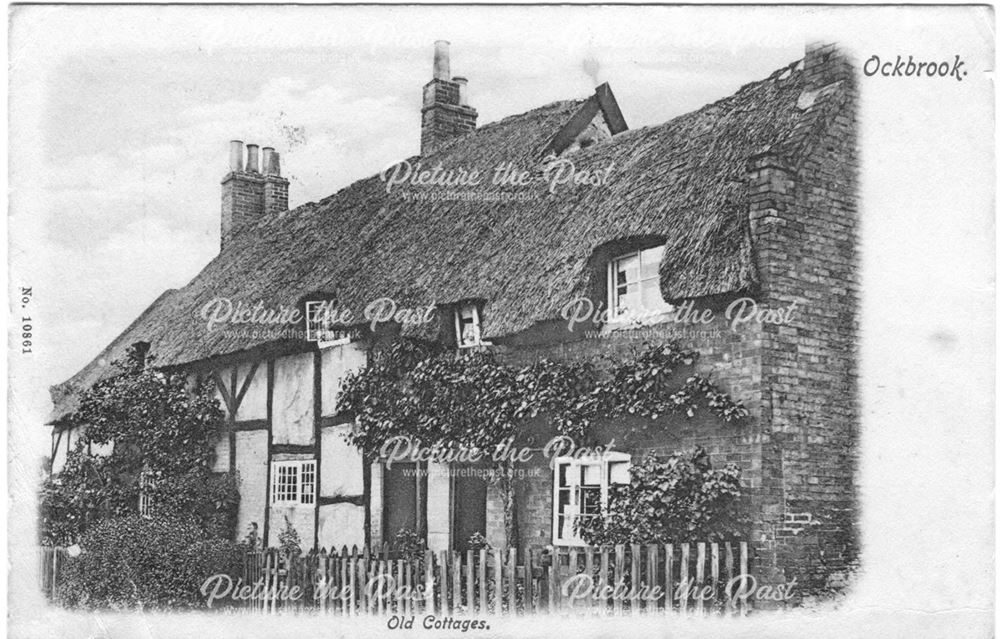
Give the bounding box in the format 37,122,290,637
664,544,674,615
629,544,640,616
739,542,749,616
710,543,720,614
478,548,487,615
465,550,474,613
451,550,461,613
438,550,450,615
493,547,503,616
679,543,690,616
424,549,435,615
506,548,517,615
647,545,659,615
613,545,625,616
524,547,534,615
50,548,59,601
695,542,706,616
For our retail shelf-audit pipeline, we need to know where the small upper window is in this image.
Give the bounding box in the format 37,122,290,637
608,246,673,323
454,304,482,348
138,466,154,518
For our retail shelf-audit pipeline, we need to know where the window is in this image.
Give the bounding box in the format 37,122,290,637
553,453,631,545
608,246,673,322
270,460,317,506
305,300,354,348
454,304,482,348
138,467,153,518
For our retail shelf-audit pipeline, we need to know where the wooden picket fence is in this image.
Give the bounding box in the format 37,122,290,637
239,542,752,616
39,546,68,600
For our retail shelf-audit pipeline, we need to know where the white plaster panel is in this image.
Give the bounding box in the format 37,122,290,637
272,353,314,445
235,361,267,421
320,342,367,416
268,505,315,550
234,430,268,542
318,503,365,551
321,425,364,496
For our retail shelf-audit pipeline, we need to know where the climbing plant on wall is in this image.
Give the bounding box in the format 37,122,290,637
338,339,748,545
40,344,239,546
339,339,748,457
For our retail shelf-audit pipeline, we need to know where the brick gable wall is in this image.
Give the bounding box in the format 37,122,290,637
749,43,859,596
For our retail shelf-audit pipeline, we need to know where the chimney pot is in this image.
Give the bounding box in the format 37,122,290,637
433,40,451,80
246,144,260,173
454,76,469,106
262,147,277,175
229,140,245,172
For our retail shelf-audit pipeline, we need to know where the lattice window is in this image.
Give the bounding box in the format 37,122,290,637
138,467,154,518
270,460,316,506
553,452,631,545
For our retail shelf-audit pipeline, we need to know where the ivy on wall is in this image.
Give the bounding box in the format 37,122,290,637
40,345,239,546
338,339,749,458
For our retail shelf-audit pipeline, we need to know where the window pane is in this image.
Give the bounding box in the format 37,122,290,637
616,284,641,316
615,254,640,286
558,489,571,511
639,246,665,278
580,464,601,486
609,461,630,485
578,486,601,515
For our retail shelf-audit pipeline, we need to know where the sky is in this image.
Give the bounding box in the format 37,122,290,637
8,6,995,636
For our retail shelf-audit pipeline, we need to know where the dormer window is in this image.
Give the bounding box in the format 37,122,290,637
454,304,482,348
608,245,673,322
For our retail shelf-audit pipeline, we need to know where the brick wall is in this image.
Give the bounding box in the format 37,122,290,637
748,43,859,596
221,171,265,249
421,78,478,155
263,175,289,217
483,311,769,549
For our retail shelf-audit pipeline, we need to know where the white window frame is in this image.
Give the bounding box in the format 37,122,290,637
552,452,631,546
607,246,674,324
270,459,317,507
454,304,483,348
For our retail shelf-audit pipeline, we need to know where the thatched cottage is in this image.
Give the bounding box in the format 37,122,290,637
48,41,858,593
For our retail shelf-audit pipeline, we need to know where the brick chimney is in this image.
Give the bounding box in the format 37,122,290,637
221,140,289,250
420,41,478,155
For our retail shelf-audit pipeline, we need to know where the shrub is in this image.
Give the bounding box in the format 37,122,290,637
393,528,426,562
40,345,237,545
58,515,243,609
577,447,750,545
277,516,301,557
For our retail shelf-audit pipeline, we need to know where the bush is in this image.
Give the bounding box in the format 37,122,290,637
40,345,236,545
58,515,243,609
578,447,750,545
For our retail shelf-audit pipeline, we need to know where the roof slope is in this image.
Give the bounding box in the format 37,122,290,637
51,57,837,421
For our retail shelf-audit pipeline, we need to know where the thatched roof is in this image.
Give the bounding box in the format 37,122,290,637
50,56,843,423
